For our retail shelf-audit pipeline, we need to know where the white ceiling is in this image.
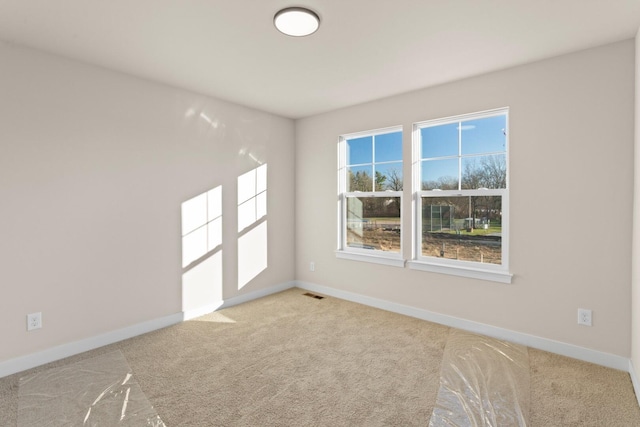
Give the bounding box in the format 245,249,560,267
1,1,639,119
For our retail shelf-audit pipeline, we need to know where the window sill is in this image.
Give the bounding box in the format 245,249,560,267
335,250,406,268
407,260,513,284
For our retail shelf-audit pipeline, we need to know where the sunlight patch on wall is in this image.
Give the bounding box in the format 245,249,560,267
238,221,268,289
181,186,222,268
181,185,224,315
182,251,223,313
237,164,268,289
237,164,267,232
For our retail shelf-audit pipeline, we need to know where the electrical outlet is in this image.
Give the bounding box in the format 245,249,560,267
27,312,42,331
310,261,315,272
578,308,592,326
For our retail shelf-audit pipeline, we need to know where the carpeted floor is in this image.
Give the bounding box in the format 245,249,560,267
1,288,639,426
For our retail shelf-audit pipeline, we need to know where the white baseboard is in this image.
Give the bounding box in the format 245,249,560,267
295,280,630,372
2,279,631,381
630,360,640,408
0,312,183,379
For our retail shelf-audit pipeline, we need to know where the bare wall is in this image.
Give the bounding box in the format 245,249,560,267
295,40,635,357
0,42,295,363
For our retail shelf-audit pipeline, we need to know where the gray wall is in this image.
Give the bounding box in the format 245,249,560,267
1,37,635,367
296,40,635,357
0,42,296,363
632,29,640,377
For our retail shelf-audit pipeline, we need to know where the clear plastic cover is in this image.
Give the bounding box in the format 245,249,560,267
429,329,530,426
18,350,164,426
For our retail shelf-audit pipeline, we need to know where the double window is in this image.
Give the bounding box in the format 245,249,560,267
337,109,511,283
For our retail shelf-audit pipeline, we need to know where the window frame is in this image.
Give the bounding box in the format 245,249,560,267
337,126,405,267
409,108,512,283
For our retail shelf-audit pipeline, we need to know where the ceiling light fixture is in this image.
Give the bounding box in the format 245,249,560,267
274,7,320,37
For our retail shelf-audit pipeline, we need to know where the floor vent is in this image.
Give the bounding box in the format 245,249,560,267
303,292,324,300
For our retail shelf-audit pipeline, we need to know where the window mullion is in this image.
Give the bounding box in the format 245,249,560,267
338,137,346,250
371,135,376,192
458,120,462,191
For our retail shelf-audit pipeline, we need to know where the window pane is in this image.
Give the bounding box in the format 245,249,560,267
462,154,507,189
347,165,373,192
421,123,458,158
376,162,403,191
346,196,401,253
421,196,502,264
461,115,506,155
346,136,372,165
421,159,459,190
374,131,402,162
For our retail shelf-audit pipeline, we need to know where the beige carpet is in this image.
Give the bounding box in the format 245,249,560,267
1,288,639,426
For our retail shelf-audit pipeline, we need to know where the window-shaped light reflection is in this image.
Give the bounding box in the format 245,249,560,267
182,193,207,235
182,226,208,268
237,164,267,232
237,164,268,289
182,250,223,315
181,186,222,268
238,221,268,289
181,185,224,317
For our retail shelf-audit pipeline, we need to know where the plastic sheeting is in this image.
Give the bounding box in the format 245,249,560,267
429,329,530,427
18,350,165,427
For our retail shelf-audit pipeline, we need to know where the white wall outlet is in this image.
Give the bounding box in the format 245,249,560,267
310,261,315,272
578,308,592,326
27,312,42,331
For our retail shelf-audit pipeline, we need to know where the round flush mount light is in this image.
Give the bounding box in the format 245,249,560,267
274,7,320,37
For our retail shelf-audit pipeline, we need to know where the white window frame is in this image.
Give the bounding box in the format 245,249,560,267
408,108,512,283
336,126,405,267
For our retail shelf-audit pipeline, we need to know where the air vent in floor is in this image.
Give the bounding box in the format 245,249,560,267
303,292,324,300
